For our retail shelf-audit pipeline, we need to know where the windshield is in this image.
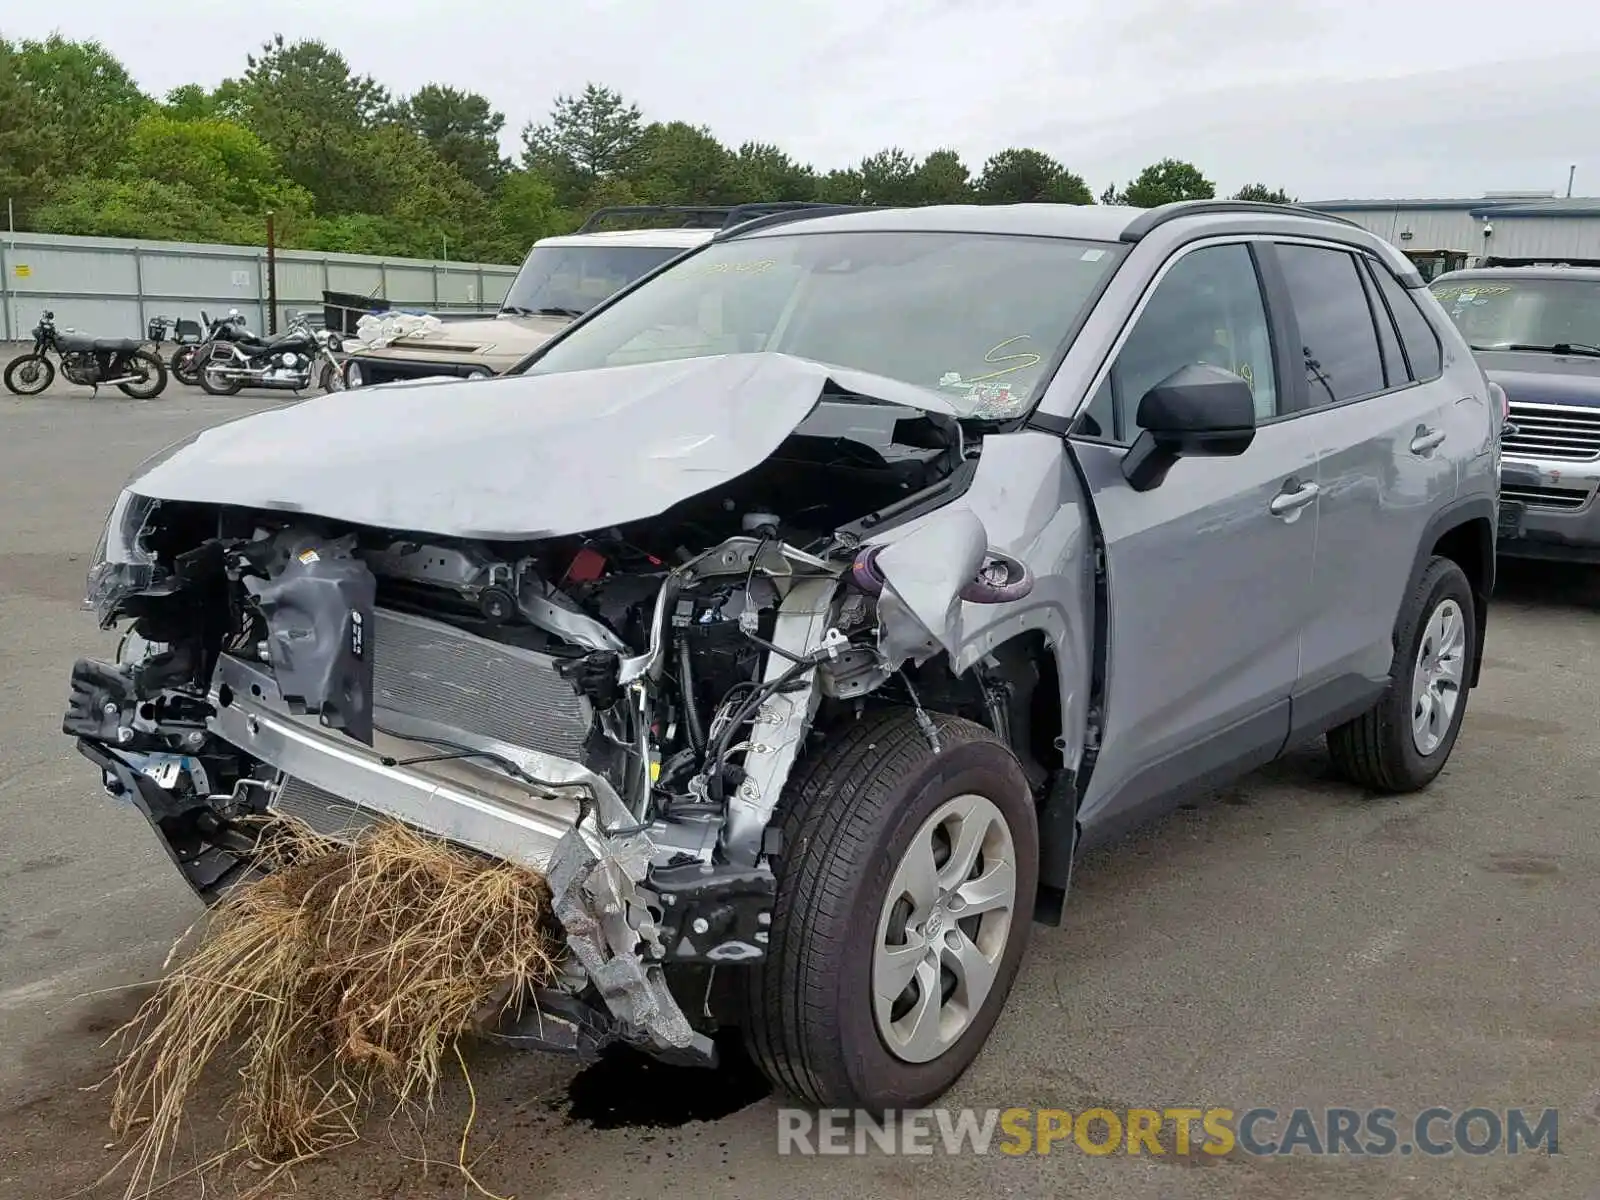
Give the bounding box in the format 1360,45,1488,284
502,244,685,317
521,230,1123,418
1430,276,1600,351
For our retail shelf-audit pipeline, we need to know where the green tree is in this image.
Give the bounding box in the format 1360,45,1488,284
489,169,562,259
0,41,58,225
1233,182,1295,204
33,113,313,244
162,83,218,121
913,148,972,204
814,167,866,205
722,142,817,202
629,121,734,206
521,84,644,207
9,35,149,162
856,147,920,206
1118,158,1215,208
397,84,506,192
974,148,1091,205
224,36,392,214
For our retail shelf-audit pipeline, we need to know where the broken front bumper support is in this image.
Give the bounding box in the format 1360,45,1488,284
204,654,712,1060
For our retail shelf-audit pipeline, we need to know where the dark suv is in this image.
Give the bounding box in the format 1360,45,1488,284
1431,266,1600,562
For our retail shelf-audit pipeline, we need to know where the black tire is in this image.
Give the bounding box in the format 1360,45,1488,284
318,360,345,392
170,345,201,386
742,711,1039,1110
198,350,242,396
4,354,54,396
117,350,168,398
1328,556,1475,792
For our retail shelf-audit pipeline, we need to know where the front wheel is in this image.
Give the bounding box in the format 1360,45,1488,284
117,350,168,398
1328,556,1476,792
742,711,1038,1110
319,359,345,392
4,354,54,396
170,345,201,385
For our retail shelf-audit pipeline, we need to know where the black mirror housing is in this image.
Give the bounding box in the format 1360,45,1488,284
1122,363,1258,491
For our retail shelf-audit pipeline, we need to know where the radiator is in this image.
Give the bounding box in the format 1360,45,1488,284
370,607,592,759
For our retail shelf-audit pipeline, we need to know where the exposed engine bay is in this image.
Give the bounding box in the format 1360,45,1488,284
65,388,1056,1064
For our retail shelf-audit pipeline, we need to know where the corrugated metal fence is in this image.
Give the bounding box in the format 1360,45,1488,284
0,231,520,342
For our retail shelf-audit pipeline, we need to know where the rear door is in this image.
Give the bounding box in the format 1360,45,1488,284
1262,241,1465,732
1071,240,1316,834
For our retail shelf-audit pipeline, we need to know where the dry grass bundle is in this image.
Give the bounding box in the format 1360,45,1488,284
104,818,561,1198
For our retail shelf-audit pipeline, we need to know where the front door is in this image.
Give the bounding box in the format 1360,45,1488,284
1070,241,1316,834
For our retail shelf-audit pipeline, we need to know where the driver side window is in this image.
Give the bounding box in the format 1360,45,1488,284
1084,243,1278,442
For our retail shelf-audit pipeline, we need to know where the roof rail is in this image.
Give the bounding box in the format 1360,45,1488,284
575,206,741,233
1120,200,1364,242
713,203,880,240
575,202,876,235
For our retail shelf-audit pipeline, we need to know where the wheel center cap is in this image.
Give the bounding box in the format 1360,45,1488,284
925,906,947,939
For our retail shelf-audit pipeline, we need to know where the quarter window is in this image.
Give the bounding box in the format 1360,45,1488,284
1275,244,1387,405
1102,243,1278,440
1373,261,1444,380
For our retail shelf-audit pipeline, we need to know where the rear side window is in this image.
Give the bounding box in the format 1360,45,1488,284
1358,259,1407,388
1275,244,1386,405
1371,262,1444,380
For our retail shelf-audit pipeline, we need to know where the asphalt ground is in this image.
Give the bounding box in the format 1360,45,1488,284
1,371,1597,1199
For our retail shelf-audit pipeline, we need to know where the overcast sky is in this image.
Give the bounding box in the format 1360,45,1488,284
8,0,1600,200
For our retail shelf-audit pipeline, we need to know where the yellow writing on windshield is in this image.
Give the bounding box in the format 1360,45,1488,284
694,259,777,276
1431,284,1513,301
966,335,1043,384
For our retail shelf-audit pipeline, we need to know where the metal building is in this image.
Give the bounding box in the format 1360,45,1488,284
0,230,518,343
1308,194,1600,279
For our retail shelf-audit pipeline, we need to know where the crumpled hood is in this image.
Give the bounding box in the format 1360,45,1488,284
126,353,962,540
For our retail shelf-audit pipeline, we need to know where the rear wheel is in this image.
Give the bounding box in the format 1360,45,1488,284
199,350,242,396
742,711,1038,1110
1328,556,1475,792
4,354,54,396
117,350,168,398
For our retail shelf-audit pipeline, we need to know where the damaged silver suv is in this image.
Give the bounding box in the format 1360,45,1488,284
64,200,1498,1110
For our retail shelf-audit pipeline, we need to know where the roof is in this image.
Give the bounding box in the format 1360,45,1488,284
1433,265,1600,283
534,228,717,249
731,202,1145,241
728,199,1371,245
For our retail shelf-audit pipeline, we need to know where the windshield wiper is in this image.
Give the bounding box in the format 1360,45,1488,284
531,305,585,318
1502,342,1600,358
499,305,534,316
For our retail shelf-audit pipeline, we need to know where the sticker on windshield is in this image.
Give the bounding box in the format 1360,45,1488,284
969,381,1017,415
1081,249,1107,262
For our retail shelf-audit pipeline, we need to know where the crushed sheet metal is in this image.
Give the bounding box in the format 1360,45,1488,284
872,505,989,663
122,353,963,542
724,576,837,865
546,820,704,1054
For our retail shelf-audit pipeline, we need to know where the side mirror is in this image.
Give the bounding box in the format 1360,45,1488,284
1120,363,1257,492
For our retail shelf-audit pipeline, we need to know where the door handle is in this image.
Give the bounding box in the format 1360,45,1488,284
1269,479,1320,519
1410,425,1447,455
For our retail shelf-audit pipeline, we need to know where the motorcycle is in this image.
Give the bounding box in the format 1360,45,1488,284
171,310,249,387
4,310,168,398
197,311,346,396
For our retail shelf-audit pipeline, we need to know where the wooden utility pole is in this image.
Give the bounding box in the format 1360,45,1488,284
266,211,278,334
